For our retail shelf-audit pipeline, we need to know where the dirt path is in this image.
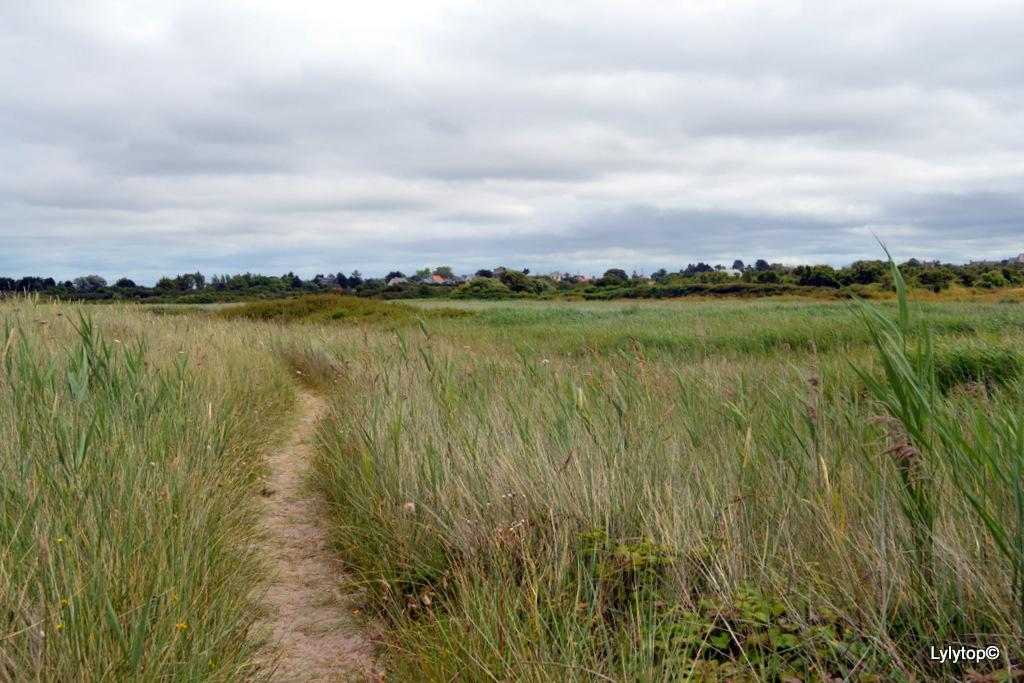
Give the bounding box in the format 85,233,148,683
257,390,379,682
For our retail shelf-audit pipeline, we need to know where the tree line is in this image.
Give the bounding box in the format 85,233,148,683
2,258,1022,303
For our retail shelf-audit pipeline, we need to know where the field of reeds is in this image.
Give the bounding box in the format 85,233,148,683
0,299,295,681
3,273,1024,681
303,280,1024,681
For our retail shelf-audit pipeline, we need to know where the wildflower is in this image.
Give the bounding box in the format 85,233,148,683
176,623,188,629
173,595,180,601
60,599,69,606
57,538,63,543
56,625,65,630
353,609,360,614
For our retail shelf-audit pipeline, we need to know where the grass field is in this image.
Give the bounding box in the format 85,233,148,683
3,284,1023,681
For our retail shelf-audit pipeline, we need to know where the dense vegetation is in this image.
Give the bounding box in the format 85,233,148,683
1,301,294,680
302,278,1024,681
4,271,1023,680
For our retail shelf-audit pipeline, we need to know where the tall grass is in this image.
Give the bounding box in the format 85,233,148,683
854,258,1024,633
308,298,1023,680
0,299,294,681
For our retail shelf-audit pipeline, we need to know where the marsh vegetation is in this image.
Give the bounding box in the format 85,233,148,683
3,277,1023,680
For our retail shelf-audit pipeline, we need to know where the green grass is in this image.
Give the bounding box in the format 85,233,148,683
5,292,1024,681
307,296,1024,681
0,299,294,681
215,293,471,326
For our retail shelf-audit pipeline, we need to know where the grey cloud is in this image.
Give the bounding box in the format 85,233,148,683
2,1,1023,282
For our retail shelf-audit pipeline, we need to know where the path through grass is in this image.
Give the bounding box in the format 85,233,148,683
256,389,381,682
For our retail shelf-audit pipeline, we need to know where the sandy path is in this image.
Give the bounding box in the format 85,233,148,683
257,390,380,682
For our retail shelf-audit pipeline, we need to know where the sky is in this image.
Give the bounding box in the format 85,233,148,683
2,0,1023,284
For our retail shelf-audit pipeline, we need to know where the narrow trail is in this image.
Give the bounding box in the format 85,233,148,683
257,390,379,682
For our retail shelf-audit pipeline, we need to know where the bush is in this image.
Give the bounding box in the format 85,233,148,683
450,277,514,299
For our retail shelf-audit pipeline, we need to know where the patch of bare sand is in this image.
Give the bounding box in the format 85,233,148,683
256,391,381,682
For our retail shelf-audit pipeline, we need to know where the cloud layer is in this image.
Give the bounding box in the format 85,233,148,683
3,0,1023,282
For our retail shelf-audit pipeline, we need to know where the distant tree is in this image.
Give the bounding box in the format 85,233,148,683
348,270,364,287
684,262,714,274
432,266,454,280
475,269,494,279
384,271,406,281
174,273,195,291
0,277,15,291
732,259,745,271
1001,267,1023,286
454,277,512,299
917,268,956,292
650,268,669,283
73,275,107,292
279,272,302,289
15,276,47,292
360,278,384,290
602,268,628,281
695,270,732,284
413,267,432,280
797,265,840,288
754,259,771,272
499,269,533,293
847,260,886,285
115,277,137,288
714,264,726,271
980,270,1008,289
755,270,780,284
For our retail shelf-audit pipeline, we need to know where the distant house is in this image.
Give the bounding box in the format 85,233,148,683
921,260,940,269
549,271,566,281
492,267,507,277
387,277,408,286
969,259,1003,266
1012,254,1024,265
722,269,743,277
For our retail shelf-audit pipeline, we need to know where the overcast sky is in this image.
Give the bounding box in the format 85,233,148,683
3,0,1023,283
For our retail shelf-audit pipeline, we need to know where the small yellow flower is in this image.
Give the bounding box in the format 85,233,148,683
57,538,63,543
172,595,180,601
353,609,360,614
60,599,69,606
176,623,188,629
56,624,65,630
